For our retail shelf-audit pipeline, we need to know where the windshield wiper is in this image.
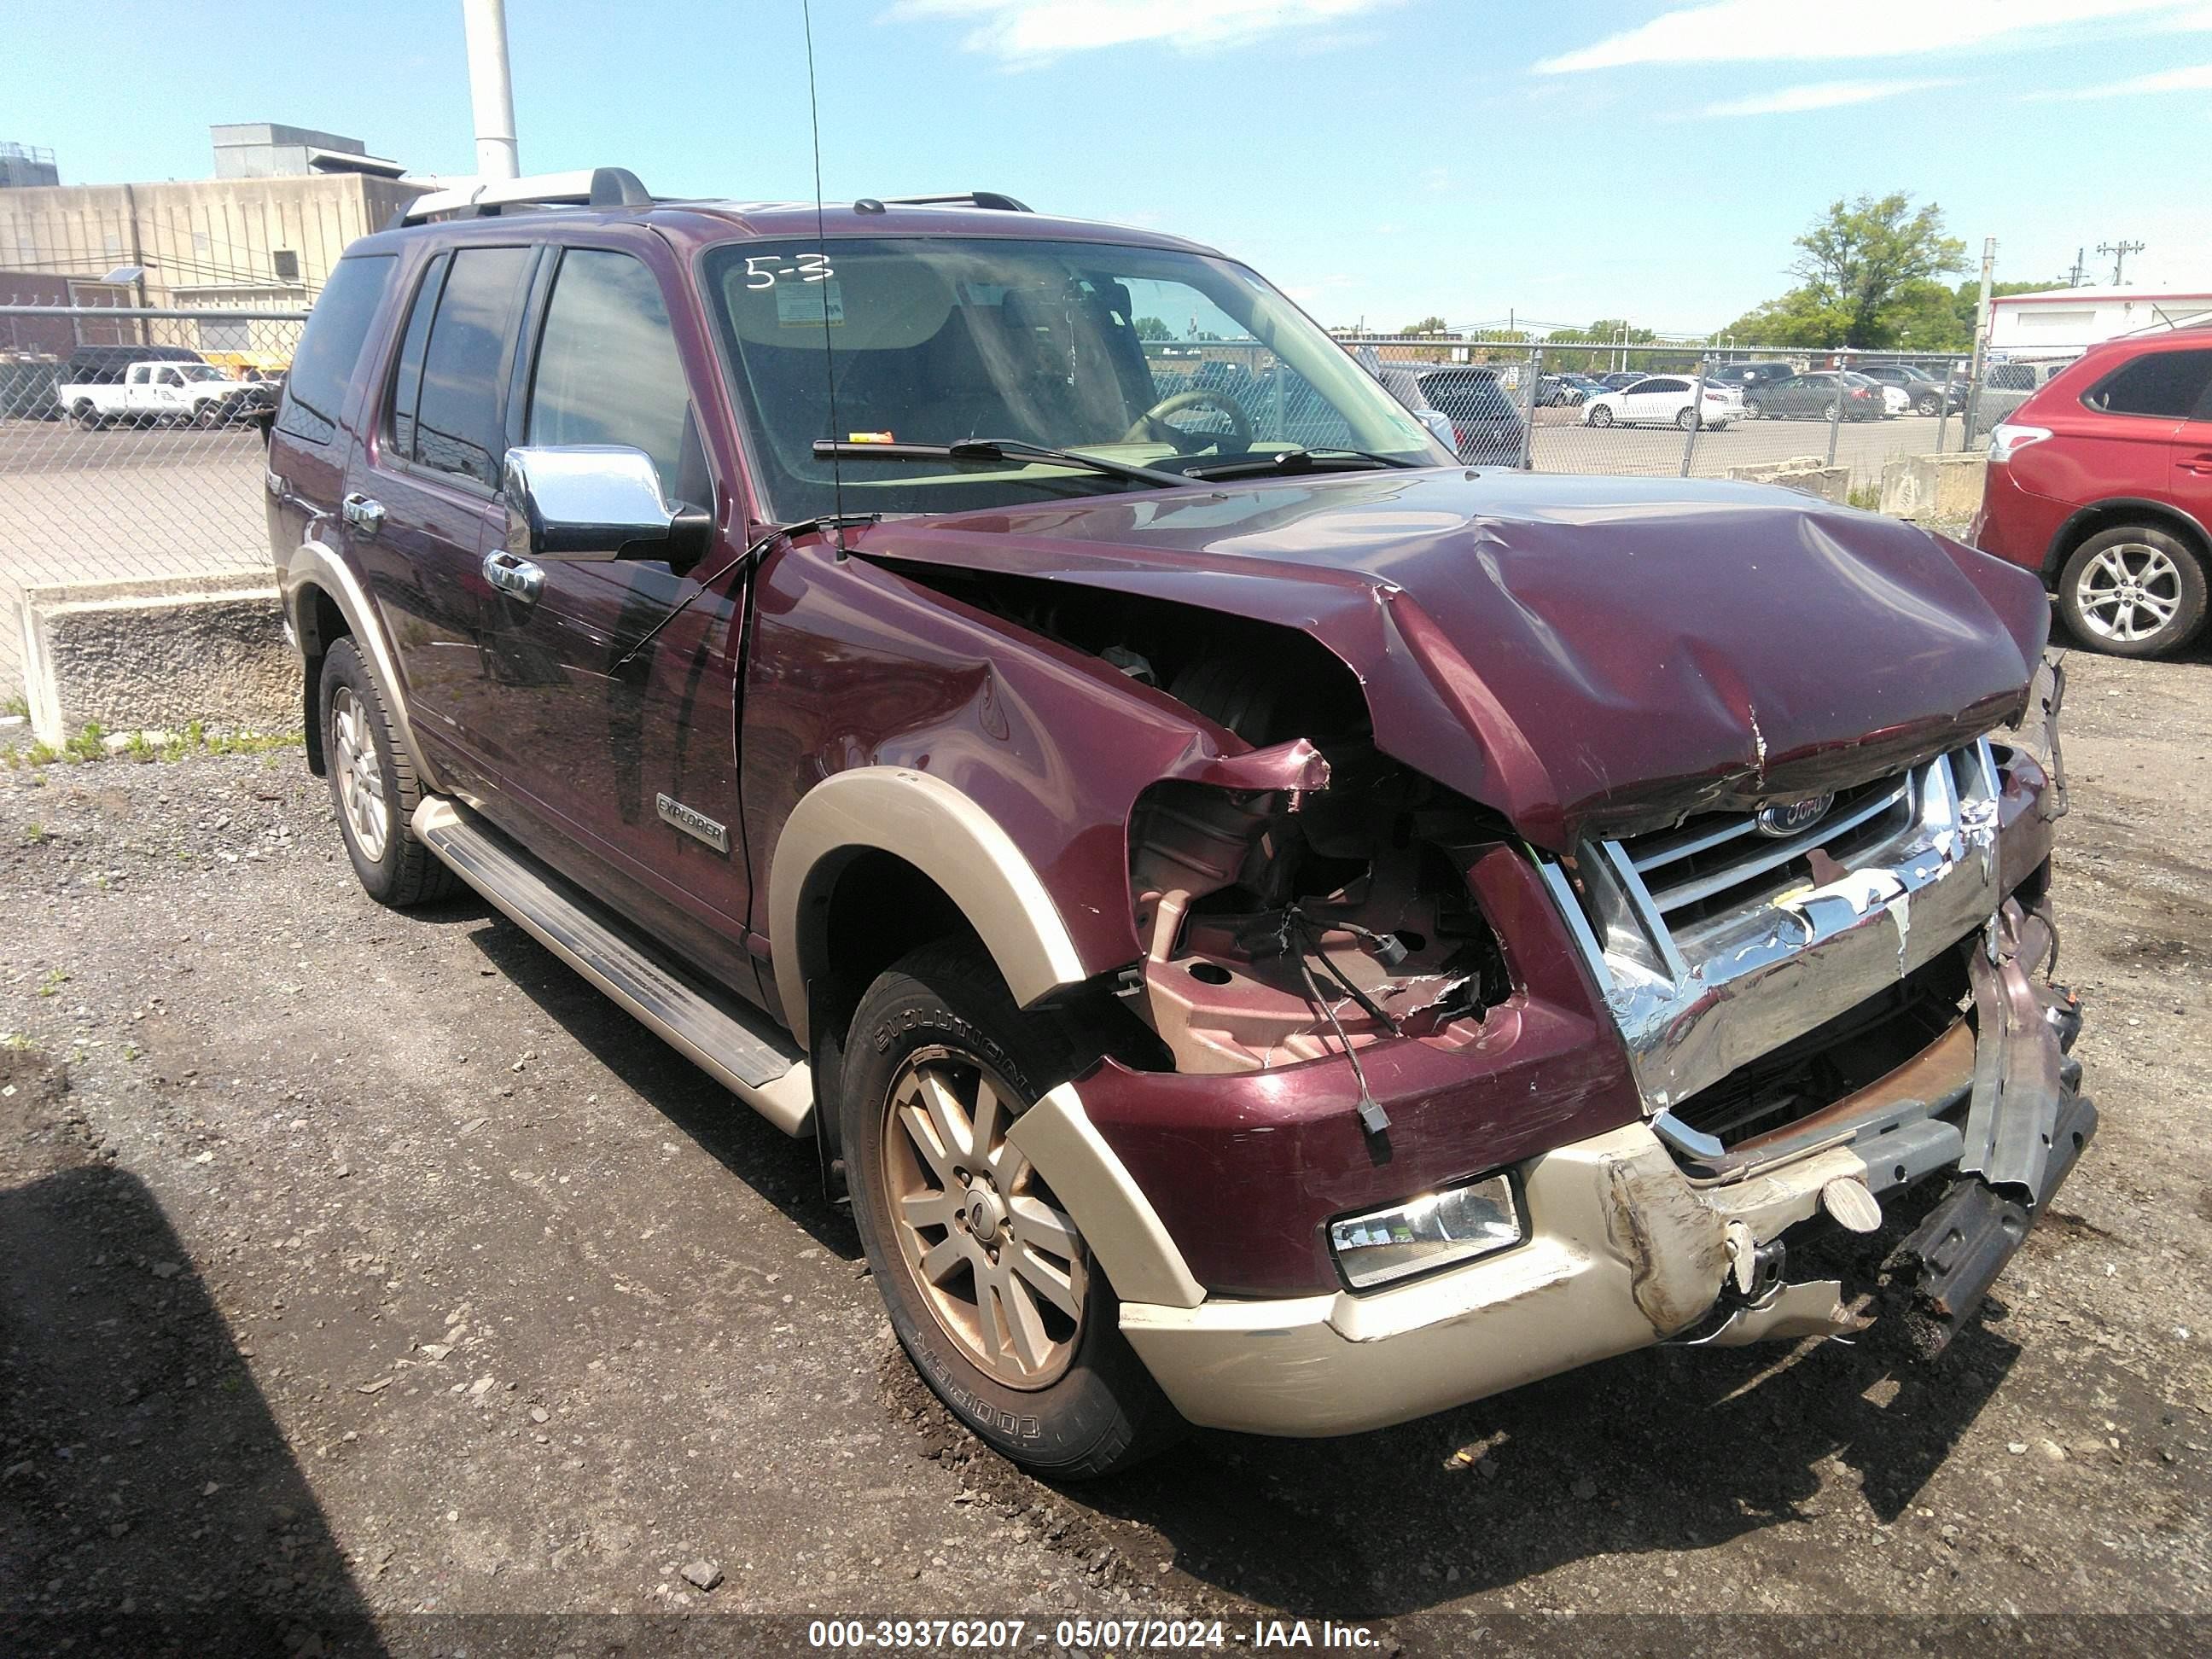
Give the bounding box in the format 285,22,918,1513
1184,446,1418,480
812,438,1189,489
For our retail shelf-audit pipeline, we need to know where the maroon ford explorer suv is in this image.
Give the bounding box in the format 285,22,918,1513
264,171,2092,1476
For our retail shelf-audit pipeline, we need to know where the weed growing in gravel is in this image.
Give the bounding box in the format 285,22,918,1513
2,694,26,719
35,969,68,998
20,823,47,845
4,723,302,771
0,1031,33,1051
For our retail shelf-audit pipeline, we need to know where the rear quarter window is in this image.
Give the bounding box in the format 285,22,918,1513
2081,349,2212,419
277,253,396,445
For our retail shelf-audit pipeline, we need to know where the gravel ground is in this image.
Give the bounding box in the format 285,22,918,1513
1,648,2208,1656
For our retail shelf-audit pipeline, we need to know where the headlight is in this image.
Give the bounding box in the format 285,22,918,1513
1328,1173,1523,1290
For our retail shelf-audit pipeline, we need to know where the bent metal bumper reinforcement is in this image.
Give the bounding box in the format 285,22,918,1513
1541,740,2010,1114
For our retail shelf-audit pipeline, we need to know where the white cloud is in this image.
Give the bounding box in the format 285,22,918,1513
2028,61,2212,96
1536,0,2200,73
889,0,1402,63
1702,77,1959,116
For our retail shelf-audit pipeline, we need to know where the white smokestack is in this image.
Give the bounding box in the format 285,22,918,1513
461,0,520,180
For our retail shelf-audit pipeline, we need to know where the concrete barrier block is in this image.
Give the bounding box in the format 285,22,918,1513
1724,456,1852,504
1879,452,1988,525
18,573,293,746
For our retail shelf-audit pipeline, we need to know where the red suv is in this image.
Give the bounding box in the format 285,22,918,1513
1971,334,2212,658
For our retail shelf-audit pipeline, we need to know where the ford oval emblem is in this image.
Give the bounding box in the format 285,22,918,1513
1754,794,1834,838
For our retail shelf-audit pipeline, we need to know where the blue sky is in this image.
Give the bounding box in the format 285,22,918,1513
7,0,2209,331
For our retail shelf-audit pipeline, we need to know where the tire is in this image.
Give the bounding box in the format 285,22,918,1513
1675,407,1698,431
1743,399,1763,419
2056,526,2209,660
1821,401,1840,422
1916,393,1942,416
72,402,100,430
317,637,457,905
842,940,1185,1479
1587,405,1614,428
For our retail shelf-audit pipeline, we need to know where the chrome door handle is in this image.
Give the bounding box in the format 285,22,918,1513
341,492,385,535
482,550,544,603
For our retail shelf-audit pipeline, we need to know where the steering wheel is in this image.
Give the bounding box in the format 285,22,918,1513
1122,388,1254,449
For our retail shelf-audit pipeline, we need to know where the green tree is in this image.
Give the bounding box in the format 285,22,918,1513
1132,315,1172,341
1400,314,1450,335
1790,192,1966,348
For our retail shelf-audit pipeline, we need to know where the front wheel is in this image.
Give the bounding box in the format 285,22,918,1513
1586,405,1614,428
843,940,1184,1478
2057,527,2209,659
318,637,456,905
1916,393,1943,416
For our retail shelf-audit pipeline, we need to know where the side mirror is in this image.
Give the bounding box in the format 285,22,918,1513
500,445,711,564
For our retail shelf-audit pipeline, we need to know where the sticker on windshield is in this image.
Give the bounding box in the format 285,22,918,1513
777,278,844,328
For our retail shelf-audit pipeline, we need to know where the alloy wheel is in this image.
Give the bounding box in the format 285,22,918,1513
329,684,391,863
881,1046,1086,1389
2075,542,2184,644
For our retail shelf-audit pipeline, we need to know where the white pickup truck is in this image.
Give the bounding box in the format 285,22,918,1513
61,360,274,429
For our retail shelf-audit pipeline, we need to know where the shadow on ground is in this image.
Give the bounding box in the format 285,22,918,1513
0,1045,387,1656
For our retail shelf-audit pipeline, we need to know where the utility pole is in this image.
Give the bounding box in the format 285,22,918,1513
2067,247,2088,288
2096,239,2145,286
1962,236,1996,454
462,0,521,180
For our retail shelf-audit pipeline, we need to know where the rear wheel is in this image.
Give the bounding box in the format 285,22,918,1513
2057,527,2209,659
1675,406,1698,431
843,940,1184,1478
71,402,100,429
1821,400,1841,422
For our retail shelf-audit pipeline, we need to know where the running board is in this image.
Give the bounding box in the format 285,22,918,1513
411,799,813,1135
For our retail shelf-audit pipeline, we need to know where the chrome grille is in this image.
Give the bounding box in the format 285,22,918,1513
1621,772,1918,940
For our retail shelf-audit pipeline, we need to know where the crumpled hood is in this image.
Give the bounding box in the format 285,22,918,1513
847,468,2049,851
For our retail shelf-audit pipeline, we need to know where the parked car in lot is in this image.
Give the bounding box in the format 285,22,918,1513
1537,372,1604,407
61,357,276,428
1971,334,2212,659
265,168,2092,1476
1972,358,2079,439
1703,360,1796,396
1581,375,1739,430
1407,364,1524,463
1598,371,1644,391
1859,361,1966,416
1741,370,1885,422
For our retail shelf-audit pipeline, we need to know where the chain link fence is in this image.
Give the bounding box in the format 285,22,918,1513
1332,336,2002,498
1,306,305,696
2,302,2075,701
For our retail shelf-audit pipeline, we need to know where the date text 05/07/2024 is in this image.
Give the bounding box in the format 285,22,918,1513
805,1617,1382,1650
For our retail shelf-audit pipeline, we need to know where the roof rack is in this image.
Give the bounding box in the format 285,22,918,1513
393,167,655,229
854,191,1033,214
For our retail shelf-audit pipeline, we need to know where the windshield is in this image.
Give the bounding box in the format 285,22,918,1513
704,236,1445,518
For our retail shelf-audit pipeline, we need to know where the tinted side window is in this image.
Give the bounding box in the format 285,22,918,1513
1642,378,1685,393
526,249,691,498
277,252,395,445
412,245,534,486
386,252,450,463
2082,350,2212,419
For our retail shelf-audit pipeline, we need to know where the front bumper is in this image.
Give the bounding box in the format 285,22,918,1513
1118,910,2093,1439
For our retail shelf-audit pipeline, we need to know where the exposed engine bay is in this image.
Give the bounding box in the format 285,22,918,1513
885,562,1515,1076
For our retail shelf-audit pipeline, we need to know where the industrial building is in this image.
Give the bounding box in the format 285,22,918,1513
0,125,424,334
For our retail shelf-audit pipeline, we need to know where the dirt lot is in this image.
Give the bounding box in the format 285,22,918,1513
2,648,2208,1656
